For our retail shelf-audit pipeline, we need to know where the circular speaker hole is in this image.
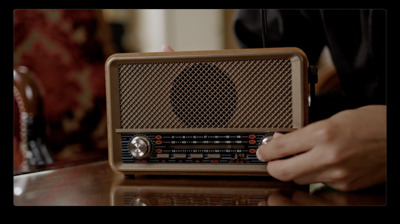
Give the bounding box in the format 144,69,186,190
170,63,237,128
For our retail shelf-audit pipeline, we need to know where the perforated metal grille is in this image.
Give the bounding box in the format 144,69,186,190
119,59,292,129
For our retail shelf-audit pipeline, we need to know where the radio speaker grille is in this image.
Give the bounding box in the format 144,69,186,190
118,59,293,129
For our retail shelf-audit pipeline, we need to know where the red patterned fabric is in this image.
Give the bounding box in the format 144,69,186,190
14,9,114,152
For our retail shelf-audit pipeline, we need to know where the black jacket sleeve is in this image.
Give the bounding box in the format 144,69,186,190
234,9,386,114
234,9,326,65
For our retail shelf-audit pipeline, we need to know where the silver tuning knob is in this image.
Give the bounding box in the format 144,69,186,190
260,134,274,145
129,135,151,159
130,197,151,206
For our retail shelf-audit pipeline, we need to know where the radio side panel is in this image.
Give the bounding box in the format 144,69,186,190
105,56,122,173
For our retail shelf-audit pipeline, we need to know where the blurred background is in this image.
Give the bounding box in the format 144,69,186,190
103,9,239,52
13,9,239,174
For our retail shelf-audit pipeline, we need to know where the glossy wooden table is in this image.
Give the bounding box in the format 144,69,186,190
13,160,386,206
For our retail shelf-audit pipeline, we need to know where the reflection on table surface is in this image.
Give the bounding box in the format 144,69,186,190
111,176,300,206
13,160,386,206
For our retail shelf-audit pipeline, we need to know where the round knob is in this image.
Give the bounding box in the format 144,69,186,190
129,135,151,159
260,134,274,145
130,197,151,206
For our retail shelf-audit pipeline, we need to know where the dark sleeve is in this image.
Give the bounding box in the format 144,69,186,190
234,9,327,65
235,9,386,108
319,10,386,106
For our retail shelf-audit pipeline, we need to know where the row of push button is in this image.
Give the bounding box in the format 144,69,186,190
155,140,257,145
156,153,221,159
155,134,258,140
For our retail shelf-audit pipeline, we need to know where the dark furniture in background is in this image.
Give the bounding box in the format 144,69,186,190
13,9,115,173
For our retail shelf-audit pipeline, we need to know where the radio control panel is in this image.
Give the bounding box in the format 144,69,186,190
121,133,275,164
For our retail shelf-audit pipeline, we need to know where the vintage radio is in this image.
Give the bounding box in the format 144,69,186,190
105,47,309,176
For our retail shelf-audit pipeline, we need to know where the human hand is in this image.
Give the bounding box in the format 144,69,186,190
256,105,386,191
161,44,174,52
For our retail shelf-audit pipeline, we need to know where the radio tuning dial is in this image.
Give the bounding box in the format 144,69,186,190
129,135,151,159
261,134,274,145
